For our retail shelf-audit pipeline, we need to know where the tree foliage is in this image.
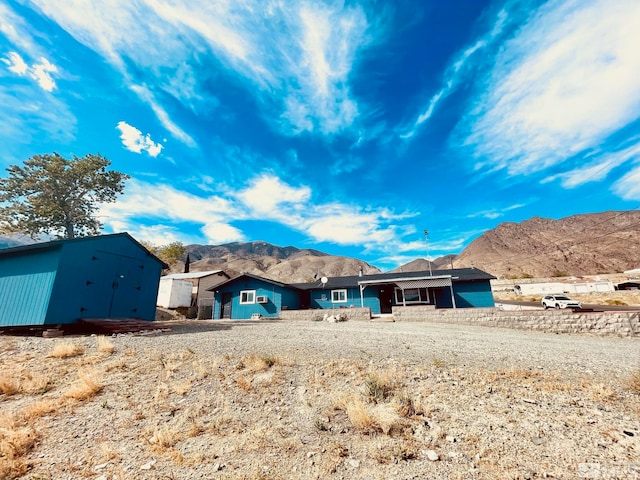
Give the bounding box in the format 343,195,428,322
0,153,129,239
141,241,186,267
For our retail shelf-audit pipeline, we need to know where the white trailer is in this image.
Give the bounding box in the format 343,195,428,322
156,277,193,308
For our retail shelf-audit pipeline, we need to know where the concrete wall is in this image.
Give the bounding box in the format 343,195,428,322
392,306,640,337
279,307,372,322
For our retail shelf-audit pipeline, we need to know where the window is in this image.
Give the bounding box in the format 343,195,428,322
240,290,256,304
395,288,429,304
331,289,347,303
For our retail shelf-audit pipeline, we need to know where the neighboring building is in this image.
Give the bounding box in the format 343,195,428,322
161,270,230,319
0,233,166,327
209,268,495,320
156,277,193,308
210,273,302,319
513,281,614,296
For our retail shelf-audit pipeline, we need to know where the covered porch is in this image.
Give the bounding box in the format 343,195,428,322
358,275,457,312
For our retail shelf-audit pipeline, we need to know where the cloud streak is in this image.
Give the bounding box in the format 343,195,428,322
100,173,419,257
116,121,163,157
27,0,376,139
2,51,58,91
459,0,640,177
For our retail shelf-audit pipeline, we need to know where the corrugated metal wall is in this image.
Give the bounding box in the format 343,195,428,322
0,249,59,326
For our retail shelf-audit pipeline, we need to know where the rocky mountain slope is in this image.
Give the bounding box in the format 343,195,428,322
181,241,380,283
453,210,640,278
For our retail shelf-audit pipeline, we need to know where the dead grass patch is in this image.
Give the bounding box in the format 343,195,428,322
63,368,102,401
20,399,59,420
0,414,39,480
627,369,640,394
0,374,19,395
96,335,115,354
49,341,85,359
240,354,279,373
365,371,395,403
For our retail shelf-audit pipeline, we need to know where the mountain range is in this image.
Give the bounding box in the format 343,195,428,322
180,210,640,281
2,210,638,281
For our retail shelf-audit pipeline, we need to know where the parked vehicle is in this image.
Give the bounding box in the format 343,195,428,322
541,295,582,310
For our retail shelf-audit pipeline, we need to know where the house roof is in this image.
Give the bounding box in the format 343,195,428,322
206,272,297,291
163,270,228,280
0,232,168,268
291,268,496,290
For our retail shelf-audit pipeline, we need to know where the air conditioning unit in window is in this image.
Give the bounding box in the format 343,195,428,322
256,295,268,304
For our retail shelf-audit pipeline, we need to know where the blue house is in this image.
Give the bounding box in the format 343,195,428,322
0,233,166,327
209,268,495,320
210,273,302,319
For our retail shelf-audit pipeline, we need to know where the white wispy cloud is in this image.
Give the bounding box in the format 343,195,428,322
613,164,640,200
467,203,526,220
460,0,640,177
550,142,640,188
98,178,247,244
2,51,58,91
2,51,27,74
400,7,510,139
27,0,375,138
100,173,419,256
116,121,163,157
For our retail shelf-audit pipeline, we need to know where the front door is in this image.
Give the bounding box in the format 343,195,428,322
378,286,393,314
220,293,232,319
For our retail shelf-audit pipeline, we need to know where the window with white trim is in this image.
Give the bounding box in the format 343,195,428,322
331,289,347,303
395,287,429,304
240,290,256,304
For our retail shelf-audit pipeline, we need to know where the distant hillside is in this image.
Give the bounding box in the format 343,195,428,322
453,210,640,278
180,241,380,283
0,234,34,249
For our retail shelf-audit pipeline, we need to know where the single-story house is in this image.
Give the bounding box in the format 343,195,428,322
0,233,166,327
210,273,302,319
209,268,495,320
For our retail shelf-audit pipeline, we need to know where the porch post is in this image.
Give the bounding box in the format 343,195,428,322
450,283,457,309
359,284,365,308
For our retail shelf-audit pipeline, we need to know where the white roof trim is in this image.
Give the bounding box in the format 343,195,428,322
163,270,225,280
358,275,453,286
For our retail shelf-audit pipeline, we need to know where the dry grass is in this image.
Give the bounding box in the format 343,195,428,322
49,340,85,359
96,335,115,354
63,368,102,401
627,369,640,394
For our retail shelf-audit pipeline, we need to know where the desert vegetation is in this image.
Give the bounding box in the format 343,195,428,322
1,322,638,479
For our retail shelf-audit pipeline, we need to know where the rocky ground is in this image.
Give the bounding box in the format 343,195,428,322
1,320,639,480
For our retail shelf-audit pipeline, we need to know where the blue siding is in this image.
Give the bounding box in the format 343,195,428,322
47,235,162,323
0,249,59,326
214,276,300,319
0,233,163,327
310,287,380,314
453,281,495,308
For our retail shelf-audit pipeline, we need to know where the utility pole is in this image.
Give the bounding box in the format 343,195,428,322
424,229,432,276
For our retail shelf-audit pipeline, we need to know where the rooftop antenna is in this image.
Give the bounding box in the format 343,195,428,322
424,229,433,276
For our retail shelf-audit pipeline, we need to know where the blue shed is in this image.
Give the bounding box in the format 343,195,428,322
210,273,302,320
0,233,166,327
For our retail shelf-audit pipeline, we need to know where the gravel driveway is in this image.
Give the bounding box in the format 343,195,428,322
3,319,639,480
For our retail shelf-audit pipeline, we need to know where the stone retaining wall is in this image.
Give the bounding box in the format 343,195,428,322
279,307,372,322
392,306,640,337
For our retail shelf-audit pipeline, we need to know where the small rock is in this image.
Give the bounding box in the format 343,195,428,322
94,463,109,471
623,430,635,437
426,450,439,461
446,435,456,443
348,459,360,468
532,437,545,445
140,460,156,470
95,476,107,480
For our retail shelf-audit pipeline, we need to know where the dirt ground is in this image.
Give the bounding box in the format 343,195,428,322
1,320,639,480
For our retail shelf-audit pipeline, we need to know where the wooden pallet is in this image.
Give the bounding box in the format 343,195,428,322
73,318,171,335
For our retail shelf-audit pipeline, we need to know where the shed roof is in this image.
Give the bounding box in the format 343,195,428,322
163,270,228,280
0,232,168,268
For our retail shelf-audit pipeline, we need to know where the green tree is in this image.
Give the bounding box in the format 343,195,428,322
0,153,129,239
141,241,186,267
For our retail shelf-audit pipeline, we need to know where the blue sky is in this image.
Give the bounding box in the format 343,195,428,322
1,0,639,270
